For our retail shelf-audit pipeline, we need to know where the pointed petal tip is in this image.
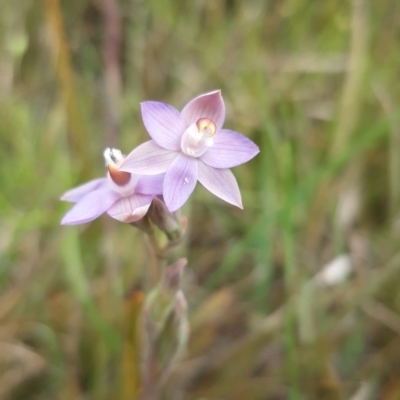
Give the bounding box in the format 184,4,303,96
251,146,261,160
60,215,81,226
203,89,223,104
60,188,118,226
245,144,260,162
60,178,107,203
197,163,243,209
207,89,222,96
61,212,79,225
226,195,243,209
60,213,91,226
139,100,152,108
61,220,74,226
60,193,75,202
182,90,226,129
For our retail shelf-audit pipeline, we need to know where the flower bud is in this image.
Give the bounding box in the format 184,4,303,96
164,258,187,291
174,290,188,322
148,196,182,240
130,215,153,234
153,290,189,378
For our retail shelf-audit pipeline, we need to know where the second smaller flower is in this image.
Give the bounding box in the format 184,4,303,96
61,148,164,225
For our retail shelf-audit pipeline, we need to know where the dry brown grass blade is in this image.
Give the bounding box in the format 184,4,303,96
0,342,46,399
361,300,400,335
120,287,144,400
188,287,239,357
185,377,284,400
47,289,83,399
0,286,29,322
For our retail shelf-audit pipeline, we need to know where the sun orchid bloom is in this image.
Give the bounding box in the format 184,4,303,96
60,148,164,225
119,90,259,212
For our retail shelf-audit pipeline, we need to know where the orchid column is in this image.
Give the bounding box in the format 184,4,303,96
60,90,258,399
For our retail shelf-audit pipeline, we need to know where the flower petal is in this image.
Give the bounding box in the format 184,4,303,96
61,188,119,225
135,173,165,195
200,129,259,168
107,194,152,223
119,141,177,175
141,101,185,151
181,90,226,130
60,178,107,203
197,161,243,209
163,154,198,212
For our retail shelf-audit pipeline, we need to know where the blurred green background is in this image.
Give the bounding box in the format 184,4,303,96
1,0,400,399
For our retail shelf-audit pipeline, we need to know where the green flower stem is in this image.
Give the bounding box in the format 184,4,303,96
139,216,187,400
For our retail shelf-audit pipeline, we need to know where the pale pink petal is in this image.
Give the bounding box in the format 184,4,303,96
200,129,259,168
61,188,119,225
119,141,177,175
107,194,152,223
135,174,165,195
141,102,185,151
60,178,107,203
181,90,226,130
163,154,198,212
197,161,243,209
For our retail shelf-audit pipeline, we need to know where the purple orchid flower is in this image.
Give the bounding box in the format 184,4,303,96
61,148,164,225
119,90,259,212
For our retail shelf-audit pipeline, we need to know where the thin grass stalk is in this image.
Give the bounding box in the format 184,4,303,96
282,140,300,399
331,0,369,158
306,0,369,252
120,288,143,400
44,0,91,179
101,0,122,149
372,83,400,225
